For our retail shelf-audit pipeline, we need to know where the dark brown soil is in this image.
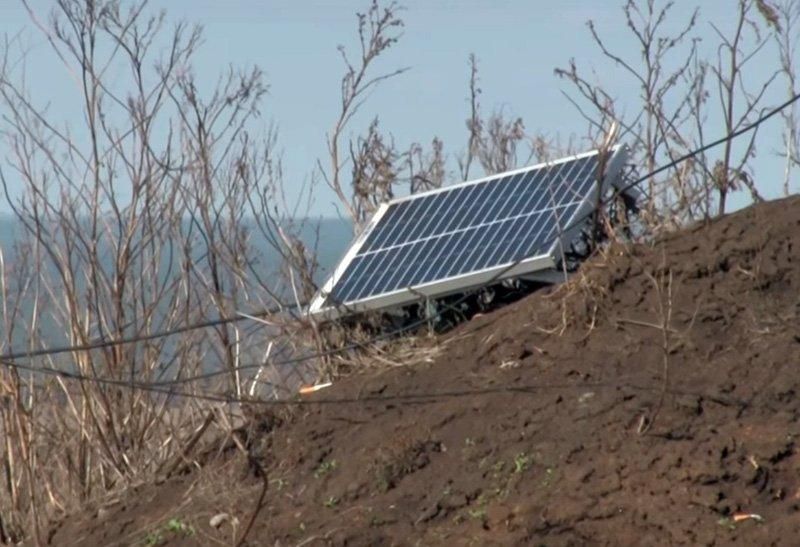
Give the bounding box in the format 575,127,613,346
48,196,800,546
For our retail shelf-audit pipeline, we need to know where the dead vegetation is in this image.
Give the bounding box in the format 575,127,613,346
44,194,800,546
0,0,798,545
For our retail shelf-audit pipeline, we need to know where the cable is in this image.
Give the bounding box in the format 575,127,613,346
1,89,799,393
0,355,746,409
0,301,300,361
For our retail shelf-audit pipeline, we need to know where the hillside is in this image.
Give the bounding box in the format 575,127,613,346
48,195,800,546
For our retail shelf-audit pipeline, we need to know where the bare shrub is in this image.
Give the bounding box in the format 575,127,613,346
319,0,408,231
556,0,791,226
0,0,795,543
0,0,300,538
460,54,559,181
774,0,800,194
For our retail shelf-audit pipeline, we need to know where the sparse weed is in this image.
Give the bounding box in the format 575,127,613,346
142,531,164,547
323,496,339,508
513,452,531,474
314,460,338,479
165,518,195,536
142,517,194,546
371,436,440,492
465,492,490,523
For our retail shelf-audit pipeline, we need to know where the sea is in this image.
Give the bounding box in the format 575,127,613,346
0,215,352,382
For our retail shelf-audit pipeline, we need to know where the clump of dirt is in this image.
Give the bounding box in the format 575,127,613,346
48,196,800,546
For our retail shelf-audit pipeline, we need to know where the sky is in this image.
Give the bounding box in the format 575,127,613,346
0,0,795,217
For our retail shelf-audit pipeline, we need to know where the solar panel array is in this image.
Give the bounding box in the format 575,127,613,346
314,151,609,314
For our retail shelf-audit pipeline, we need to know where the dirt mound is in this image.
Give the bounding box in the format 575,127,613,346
48,196,800,546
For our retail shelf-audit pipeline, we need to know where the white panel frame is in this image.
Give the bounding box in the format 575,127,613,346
309,145,631,320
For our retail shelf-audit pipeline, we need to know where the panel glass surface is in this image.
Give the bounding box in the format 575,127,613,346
327,153,599,306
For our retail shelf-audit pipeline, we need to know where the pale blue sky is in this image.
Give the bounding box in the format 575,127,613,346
0,0,793,217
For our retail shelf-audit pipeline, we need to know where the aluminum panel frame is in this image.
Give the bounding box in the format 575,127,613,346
308,145,630,319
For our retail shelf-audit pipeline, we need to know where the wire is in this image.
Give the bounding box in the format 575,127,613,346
0,301,299,361
1,89,799,396
0,355,746,409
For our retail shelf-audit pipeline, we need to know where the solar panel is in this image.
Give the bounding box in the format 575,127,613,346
309,145,630,318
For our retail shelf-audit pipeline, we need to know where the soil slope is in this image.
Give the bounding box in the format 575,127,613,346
49,196,800,546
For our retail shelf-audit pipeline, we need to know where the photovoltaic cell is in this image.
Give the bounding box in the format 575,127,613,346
311,147,628,315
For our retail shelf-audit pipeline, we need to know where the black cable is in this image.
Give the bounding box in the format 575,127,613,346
164,88,800,387
0,301,299,361
0,355,745,409
1,89,798,394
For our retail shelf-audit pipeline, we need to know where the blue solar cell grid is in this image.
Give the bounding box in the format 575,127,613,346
326,153,599,306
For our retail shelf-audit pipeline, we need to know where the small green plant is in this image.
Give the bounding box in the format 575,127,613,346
465,492,491,522
513,452,531,474
143,531,164,546
314,459,338,478
142,517,194,546
165,518,195,536
323,496,339,508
